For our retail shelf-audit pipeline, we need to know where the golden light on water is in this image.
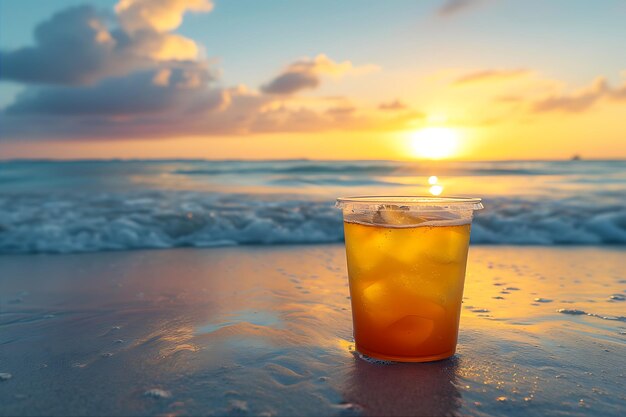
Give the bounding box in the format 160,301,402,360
410,127,460,160
429,185,443,195
427,175,443,195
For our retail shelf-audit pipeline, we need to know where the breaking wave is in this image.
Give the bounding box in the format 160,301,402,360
1,192,625,254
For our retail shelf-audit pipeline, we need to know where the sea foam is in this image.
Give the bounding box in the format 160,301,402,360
0,192,625,253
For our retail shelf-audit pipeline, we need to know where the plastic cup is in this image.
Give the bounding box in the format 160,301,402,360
336,196,483,362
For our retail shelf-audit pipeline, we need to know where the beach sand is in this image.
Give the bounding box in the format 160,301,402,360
1,245,625,416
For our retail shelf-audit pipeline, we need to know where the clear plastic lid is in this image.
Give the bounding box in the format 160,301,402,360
335,196,484,212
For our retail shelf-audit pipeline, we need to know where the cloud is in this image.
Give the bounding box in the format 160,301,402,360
261,54,374,95
1,81,423,139
437,0,486,17
532,77,626,113
0,1,212,85
0,2,401,141
609,82,626,100
0,6,127,85
2,89,359,139
325,105,356,117
453,69,530,86
378,99,407,111
261,71,319,95
5,62,217,117
116,0,213,33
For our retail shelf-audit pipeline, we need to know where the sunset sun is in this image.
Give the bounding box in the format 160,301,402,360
410,127,460,160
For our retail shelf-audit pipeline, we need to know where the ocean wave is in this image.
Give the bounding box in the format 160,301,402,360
173,162,396,176
172,163,547,178
167,159,626,179
0,193,625,254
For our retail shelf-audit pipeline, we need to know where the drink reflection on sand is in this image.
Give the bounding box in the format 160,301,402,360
342,356,462,416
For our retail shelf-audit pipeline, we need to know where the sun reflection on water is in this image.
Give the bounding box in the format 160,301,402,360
429,185,443,195
427,175,444,195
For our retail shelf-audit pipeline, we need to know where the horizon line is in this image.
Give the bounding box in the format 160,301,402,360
2,157,626,163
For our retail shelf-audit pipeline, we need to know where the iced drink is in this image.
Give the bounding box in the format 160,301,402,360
336,197,483,362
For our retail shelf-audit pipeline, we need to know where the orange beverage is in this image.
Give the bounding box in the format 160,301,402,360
336,197,482,362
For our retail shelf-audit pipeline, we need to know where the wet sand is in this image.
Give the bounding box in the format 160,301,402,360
1,245,625,416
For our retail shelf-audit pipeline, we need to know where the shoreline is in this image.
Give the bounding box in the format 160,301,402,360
2,242,626,257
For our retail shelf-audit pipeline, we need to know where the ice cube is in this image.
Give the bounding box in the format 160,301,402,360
419,224,470,264
360,279,446,329
375,206,427,226
351,255,409,291
384,228,424,265
405,296,446,319
344,222,389,276
385,315,435,351
360,280,400,328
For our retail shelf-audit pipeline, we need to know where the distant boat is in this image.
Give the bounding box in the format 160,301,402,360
570,154,582,161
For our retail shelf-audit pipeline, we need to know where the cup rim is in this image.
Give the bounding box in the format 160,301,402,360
335,195,483,211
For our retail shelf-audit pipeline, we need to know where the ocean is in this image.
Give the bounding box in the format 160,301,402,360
1,159,625,253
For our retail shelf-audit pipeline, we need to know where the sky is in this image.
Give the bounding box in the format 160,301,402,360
0,0,625,160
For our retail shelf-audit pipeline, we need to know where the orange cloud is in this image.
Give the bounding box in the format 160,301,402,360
115,0,212,61
144,33,200,61
379,99,408,111
453,69,530,86
115,0,213,33
325,105,356,117
261,54,377,95
532,77,626,113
